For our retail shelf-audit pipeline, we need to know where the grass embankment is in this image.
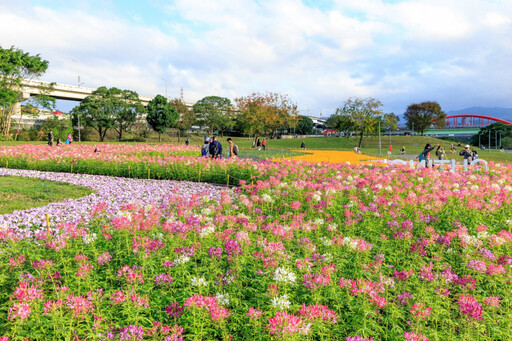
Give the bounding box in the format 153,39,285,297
0,176,93,214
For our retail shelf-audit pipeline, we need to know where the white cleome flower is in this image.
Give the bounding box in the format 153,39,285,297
191,276,208,287
273,267,296,284
271,294,291,310
215,292,230,306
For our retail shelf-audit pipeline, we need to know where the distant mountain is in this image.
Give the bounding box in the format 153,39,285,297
446,107,512,122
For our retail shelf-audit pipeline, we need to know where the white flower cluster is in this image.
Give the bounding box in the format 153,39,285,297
313,218,324,226
323,253,333,262
273,267,296,284
460,235,482,248
215,292,230,306
261,193,274,203
115,211,132,221
202,208,212,216
191,276,208,287
82,233,97,244
311,194,321,202
477,231,489,240
271,294,291,310
320,237,332,246
199,224,215,238
174,255,191,265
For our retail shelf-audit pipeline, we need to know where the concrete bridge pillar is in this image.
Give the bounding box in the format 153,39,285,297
13,92,31,116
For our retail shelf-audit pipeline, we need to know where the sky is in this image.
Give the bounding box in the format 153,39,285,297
1,0,512,117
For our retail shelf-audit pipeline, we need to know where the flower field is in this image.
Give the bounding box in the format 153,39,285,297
0,143,512,340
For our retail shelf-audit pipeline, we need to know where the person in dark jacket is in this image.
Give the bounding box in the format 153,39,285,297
418,143,438,167
209,136,223,159
201,137,211,157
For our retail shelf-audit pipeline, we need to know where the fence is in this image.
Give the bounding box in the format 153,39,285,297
380,158,489,171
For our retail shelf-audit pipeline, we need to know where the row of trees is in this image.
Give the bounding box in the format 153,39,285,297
1,46,448,143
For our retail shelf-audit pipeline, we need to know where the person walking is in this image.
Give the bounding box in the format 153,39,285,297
400,146,406,155
262,139,267,150
459,144,473,165
48,130,54,147
66,133,72,144
256,139,261,150
227,138,239,158
301,141,306,150
418,143,438,167
185,138,189,146
209,136,223,159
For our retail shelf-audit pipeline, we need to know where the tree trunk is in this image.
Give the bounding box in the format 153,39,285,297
358,131,364,148
158,132,161,142
118,130,123,141
177,129,181,143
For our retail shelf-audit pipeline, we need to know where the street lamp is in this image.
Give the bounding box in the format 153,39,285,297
71,59,83,87
161,78,167,99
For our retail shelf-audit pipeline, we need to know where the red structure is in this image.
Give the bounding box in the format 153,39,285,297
323,129,338,136
433,114,512,128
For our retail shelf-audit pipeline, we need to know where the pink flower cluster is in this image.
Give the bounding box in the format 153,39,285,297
184,294,230,321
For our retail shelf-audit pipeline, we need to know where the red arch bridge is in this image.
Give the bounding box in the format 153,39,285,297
434,115,512,127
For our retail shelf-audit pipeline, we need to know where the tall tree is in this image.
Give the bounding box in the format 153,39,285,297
325,114,354,137
0,46,49,138
332,97,383,147
71,86,119,142
170,98,195,142
404,101,445,136
193,96,233,136
112,89,144,141
146,95,178,142
234,92,298,143
295,115,314,135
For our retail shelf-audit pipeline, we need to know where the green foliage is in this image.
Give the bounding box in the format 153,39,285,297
146,95,179,141
331,97,384,147
234,92,299,142
404,101,445,136
295,115,314,135
170,98,195,139
0,46,49,137
193,96,234,136
71,87,144,142
39,116,72,140
471,122,512,147
0,176,93,214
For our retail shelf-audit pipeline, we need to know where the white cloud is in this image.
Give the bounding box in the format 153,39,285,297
1,0,512,115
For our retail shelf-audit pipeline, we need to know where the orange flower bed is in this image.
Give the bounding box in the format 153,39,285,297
275,150,384,164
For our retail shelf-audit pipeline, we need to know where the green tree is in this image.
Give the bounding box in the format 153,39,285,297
381,112,399,131
112,89,144,141
193,96,233,136
15,84,56,140
0,46,49,138
404,101,445,136
325,114,354,137
333,97,383,147
39,115,72,141
295,115,314,135
234,92,298,144
170,98,195,141
146,95,178,141
71,87,117,142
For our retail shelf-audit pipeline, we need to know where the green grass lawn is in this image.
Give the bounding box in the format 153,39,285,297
0,176,93,214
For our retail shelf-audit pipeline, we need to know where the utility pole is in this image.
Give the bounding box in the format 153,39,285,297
495,131,498,150
378,120,381,155
489,129,491,153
